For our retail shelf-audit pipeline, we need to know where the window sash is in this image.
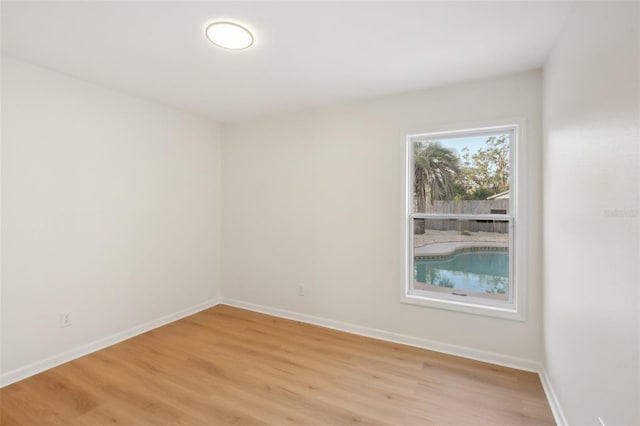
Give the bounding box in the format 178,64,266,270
407,215,514,310
408,127,515,216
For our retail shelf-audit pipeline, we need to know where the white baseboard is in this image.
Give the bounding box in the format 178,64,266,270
0,298,220,388
220,297,541,373
539,366,568,426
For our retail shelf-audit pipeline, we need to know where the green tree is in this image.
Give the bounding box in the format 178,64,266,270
453,135,510,200
414,141,460,234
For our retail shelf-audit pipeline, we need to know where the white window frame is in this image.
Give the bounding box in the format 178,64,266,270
401,121,526,321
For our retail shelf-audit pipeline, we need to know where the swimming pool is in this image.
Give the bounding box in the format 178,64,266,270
414,250,509,295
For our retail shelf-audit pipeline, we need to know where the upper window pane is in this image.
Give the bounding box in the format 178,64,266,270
412,131,511,214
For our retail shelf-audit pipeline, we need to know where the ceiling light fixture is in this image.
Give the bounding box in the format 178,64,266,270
205,21,253,50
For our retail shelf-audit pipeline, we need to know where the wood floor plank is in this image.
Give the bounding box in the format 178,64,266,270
0,305,554,425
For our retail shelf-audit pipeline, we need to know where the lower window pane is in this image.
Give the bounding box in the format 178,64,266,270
412,218,510,303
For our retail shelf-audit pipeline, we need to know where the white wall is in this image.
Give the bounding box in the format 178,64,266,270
543,2,639,425
222,70,544,362
1,57,222,377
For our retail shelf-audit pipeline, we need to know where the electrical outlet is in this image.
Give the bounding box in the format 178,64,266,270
298,284,305,296
60,312,72,328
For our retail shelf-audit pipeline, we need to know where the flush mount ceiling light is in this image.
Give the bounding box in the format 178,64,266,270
205,21,253,50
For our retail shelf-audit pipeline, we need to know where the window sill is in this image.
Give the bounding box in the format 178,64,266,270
401,293,526,321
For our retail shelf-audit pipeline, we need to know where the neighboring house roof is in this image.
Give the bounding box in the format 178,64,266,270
487,190,510,200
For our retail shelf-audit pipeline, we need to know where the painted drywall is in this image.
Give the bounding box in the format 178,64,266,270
543,2,640,425
1,57,222,375
222,70,544,362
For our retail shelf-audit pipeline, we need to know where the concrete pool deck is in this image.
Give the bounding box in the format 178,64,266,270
414,241,507,257
414,230,508,257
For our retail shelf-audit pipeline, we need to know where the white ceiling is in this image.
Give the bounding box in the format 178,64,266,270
1,1,572,122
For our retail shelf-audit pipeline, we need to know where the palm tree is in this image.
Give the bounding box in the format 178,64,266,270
414,141,460,234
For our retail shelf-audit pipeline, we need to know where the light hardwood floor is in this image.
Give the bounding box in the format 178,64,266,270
0,305,554,425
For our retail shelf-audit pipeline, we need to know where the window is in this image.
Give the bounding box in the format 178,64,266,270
402,124,525,320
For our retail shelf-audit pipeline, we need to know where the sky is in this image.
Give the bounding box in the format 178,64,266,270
430,134,509,158
437,135,487,156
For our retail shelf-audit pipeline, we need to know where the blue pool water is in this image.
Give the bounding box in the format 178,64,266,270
415,250,509,295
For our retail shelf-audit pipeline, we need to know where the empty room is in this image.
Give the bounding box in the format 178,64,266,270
1,1,638,425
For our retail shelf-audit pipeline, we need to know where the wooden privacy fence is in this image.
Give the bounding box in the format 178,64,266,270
417,199,510,233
